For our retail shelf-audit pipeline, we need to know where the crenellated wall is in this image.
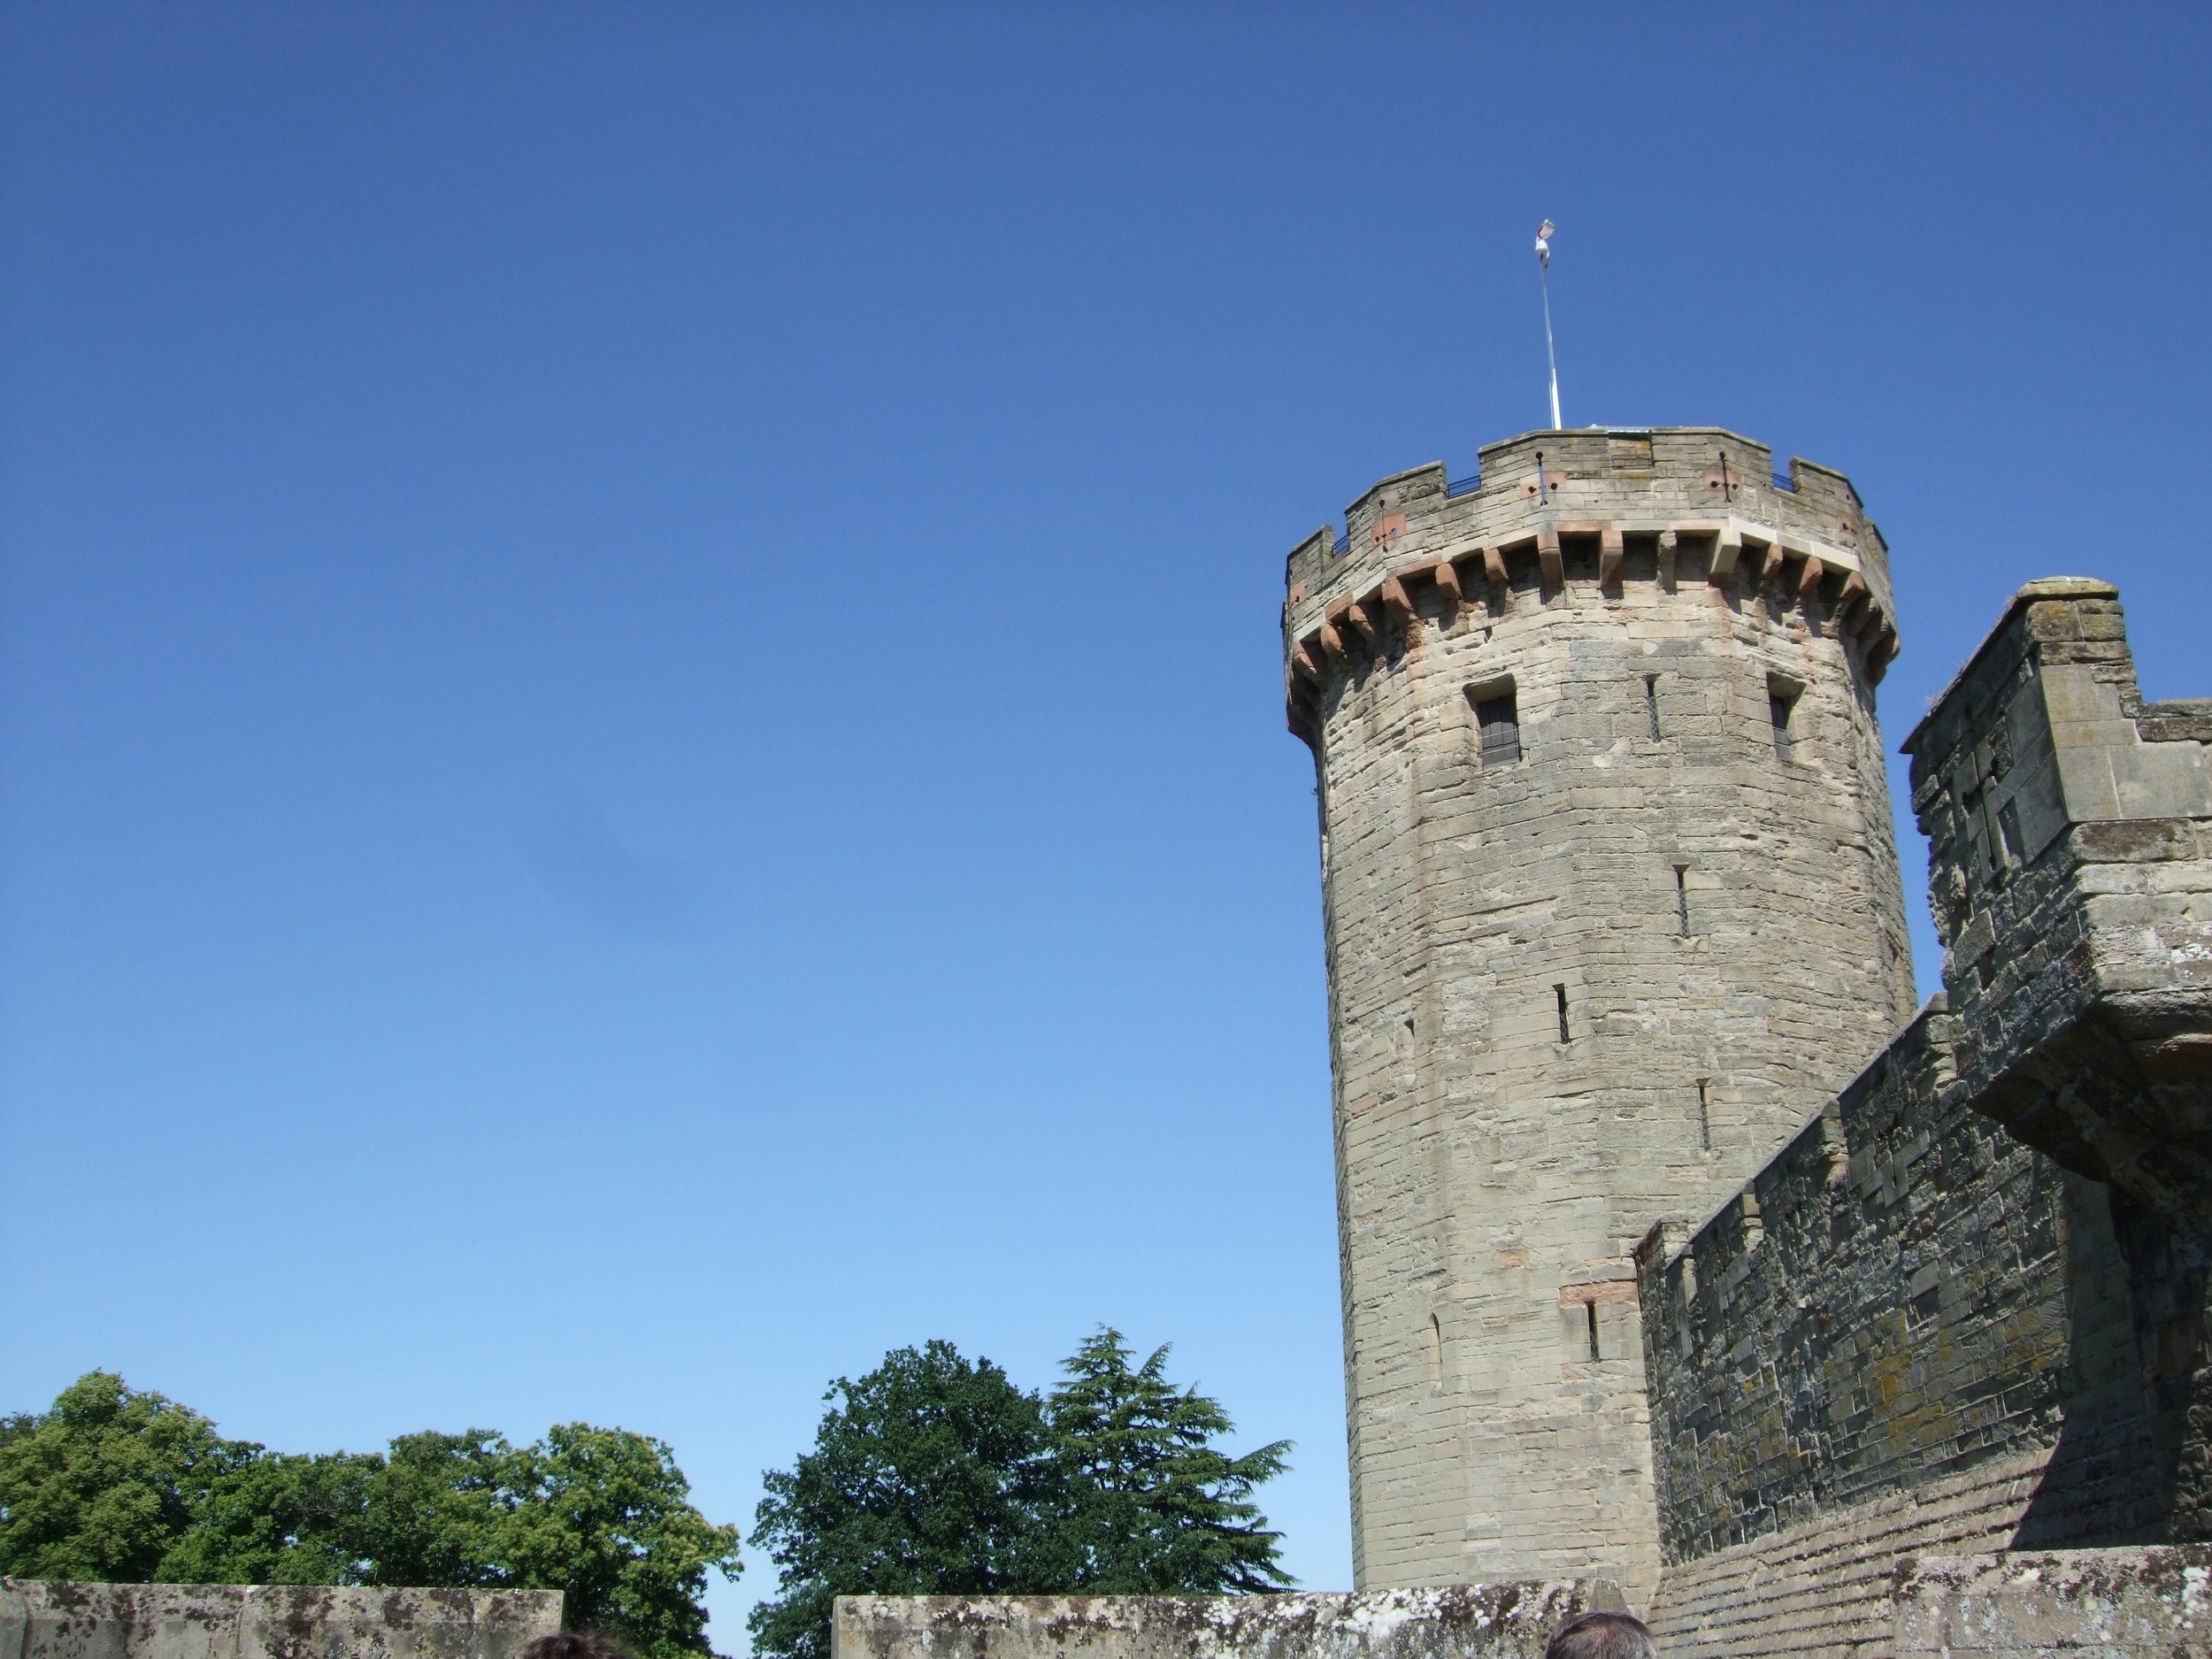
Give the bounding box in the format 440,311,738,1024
1284,428,1916,1603
1902,578,2212,1233
1281,427,1903,749
1638,1002,2164,1570
1636,579,2212,1655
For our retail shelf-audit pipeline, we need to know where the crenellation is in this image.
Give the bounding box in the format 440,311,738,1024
1281,430,1901,697
1293,429,1915,1605
1622,578,2212,1656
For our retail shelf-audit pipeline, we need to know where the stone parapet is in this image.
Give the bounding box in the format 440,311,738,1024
1891,1548,2212,1657
831,1586,1624,1659
1281,429,1900,746
0,1582,562,1659
1902,579,2212,1233
1287,428,1915,1599
1634,999,2169,1573
1636,576,2212,1640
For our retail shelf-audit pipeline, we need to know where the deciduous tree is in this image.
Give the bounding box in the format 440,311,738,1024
747,1342,1054,1659
747,1332,1292,1659
0,1372,254,1582
0,1376,739,1659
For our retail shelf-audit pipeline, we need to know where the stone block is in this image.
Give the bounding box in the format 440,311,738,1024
1892,1548,2212,1656
0,1585,561,1659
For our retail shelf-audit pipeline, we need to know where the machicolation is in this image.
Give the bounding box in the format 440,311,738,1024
1276,427,2212,1656
836,426,2212,1659
1283,427,1917,1605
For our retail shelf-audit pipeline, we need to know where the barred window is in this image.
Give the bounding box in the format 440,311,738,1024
1475,690,1521,767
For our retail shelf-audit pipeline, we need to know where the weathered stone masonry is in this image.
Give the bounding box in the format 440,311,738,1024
0,1581,561,1659
1634,579,2212,1655
1280,428,1917,1602
841,445,2212,1659
833,1586,1621,1659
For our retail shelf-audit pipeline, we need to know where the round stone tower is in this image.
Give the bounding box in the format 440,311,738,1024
1281,427,1917,1604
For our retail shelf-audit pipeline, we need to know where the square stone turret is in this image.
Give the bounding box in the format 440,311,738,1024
1903,579,2212,1233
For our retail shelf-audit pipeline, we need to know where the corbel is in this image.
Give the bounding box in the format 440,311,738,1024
1432,558,1463,605
1656,528,1678,590
1598,526,1624,589
1709,531,1741,586
1482,546,1509,588
1342,599,1377,647
1379,576,1414,621
1538,528,1563,588
1797,555,1825,600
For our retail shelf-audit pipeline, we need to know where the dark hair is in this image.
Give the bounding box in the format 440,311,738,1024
521,1635,634,1659
1544,1611,1660,1659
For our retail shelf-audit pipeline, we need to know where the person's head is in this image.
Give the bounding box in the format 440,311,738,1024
1543,1610,1659,1659
521,1634,633,1659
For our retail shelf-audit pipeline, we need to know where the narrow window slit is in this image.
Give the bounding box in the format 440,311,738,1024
1695,1079,1711,1150
1675,866,1691,937
1645,675,1663,741
1770,683,1799,759
1555,984,1571,1043
1586,1301,1601,1362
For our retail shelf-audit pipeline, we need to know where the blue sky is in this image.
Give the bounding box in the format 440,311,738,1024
2,2,2206,1644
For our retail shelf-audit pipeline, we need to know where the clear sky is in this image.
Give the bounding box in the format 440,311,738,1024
2,2,2207,1645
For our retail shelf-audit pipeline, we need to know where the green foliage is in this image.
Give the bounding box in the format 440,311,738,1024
0,1374,739,1659
356,1431,518,1590
503,1423,742,1659
1041,1329,1290,1594
0,1372,255,1582
747,1330,1292,1659
746,1341,1054,1659
158,1449,380,1585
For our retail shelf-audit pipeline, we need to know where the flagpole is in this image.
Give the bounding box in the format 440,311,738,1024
1536,220,1562,429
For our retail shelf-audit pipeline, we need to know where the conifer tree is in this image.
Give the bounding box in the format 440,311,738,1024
1041,1329,1291,1594
747,1331,1292,1659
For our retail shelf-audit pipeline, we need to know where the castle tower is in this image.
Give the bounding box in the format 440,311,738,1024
1281,428,1918,1603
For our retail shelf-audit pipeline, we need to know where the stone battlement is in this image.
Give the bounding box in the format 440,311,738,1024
1634,577,2212,1655
1903,578,2212,1233
1285,426,1916,1601
1280,430,1901,746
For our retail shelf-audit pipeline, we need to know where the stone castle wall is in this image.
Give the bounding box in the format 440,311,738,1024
1281,428,1916,1600
1637,1002,2162,1572
0,1582,560,1659
1634,580,2212,1655
831,1586,1621,1659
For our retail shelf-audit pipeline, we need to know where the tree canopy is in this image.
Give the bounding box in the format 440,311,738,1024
1040,1328,1290,1595
746,1341,1055,1659
0,1372,740,1659
748,1329,1290,1659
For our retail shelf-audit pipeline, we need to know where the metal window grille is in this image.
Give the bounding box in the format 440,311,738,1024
1477,693,1521,766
